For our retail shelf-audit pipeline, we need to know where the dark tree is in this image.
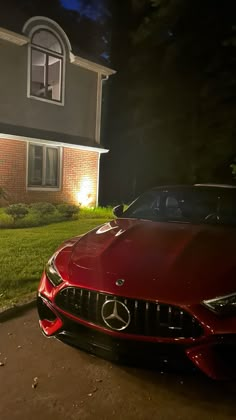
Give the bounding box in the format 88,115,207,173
101,0,236,205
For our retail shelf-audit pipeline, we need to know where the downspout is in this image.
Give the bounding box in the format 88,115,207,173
96,153,101,207
95,73,109,144
95,74,109,207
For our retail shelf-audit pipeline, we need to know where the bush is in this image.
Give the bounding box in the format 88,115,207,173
0,208,12,228
0,202,112,229
0,187,8,201
30,202,56,216
57,203,80,219
5,203,29,222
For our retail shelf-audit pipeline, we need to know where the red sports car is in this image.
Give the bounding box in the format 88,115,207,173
37,184,236,380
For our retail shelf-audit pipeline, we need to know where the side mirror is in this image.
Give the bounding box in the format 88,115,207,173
113,204,124,218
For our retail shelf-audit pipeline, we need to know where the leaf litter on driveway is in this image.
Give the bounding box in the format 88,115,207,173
32,377,39,389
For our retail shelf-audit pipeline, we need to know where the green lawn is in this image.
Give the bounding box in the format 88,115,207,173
0,218,110,307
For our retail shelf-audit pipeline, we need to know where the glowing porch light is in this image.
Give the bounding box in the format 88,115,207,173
76,176,93,207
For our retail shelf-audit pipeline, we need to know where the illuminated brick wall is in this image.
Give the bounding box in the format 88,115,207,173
0,138,99,206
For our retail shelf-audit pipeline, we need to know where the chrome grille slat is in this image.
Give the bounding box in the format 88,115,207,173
134,300,138,328
87,291,91,318
156,303,160,332
55,287,203,339
95,292,99,322
168,306,172,326
145,302,149,334
192,317,196,338
180,310,184,329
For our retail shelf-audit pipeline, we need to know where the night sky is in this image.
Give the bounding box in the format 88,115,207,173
60,0,111,61
60,0,110,22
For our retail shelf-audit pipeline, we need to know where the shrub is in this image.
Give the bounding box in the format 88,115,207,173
0,208,12,228
0,187,8,201
5,203,29,222
57,203,80,219
30,202,56,216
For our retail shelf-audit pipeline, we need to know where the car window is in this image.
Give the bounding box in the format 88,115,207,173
124,191,161,219
122,188,236,225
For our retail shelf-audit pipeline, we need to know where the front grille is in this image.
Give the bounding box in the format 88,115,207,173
55,287,203,338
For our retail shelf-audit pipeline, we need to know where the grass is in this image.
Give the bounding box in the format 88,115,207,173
0,215,111,308
79,206,113,219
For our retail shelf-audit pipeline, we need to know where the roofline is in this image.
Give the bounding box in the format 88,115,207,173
0,133,109,154
0,27,29,46
70,53,116,76
0,23,116,76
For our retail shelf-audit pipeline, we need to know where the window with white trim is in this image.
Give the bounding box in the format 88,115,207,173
28,143,61,188
29,29,64,103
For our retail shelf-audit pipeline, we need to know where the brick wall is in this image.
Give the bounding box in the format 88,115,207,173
0,138,99,206
0,139,26,204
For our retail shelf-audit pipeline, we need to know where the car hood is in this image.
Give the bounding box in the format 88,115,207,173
67,218,236,305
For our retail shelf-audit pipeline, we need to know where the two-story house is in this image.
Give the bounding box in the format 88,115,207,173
0,16,115,206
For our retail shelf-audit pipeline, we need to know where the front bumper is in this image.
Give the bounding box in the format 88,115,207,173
37,293,236,380
57,314,195,372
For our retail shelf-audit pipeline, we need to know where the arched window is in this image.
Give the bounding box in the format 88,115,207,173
29,28,65,103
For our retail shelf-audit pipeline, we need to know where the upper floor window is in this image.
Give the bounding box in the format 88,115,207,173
29,29,64,104
23,17,73,105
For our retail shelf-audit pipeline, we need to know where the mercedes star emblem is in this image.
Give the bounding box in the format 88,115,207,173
101,300,131,331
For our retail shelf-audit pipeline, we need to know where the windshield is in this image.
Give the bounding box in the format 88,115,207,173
122,188,236,225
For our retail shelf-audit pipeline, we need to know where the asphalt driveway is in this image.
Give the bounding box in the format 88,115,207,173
0,308,236,420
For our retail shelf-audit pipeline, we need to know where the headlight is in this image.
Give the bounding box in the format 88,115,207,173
203,293,236,314
45,254,63,287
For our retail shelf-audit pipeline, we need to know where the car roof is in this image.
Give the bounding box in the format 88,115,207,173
151,184,236,192
194,183,236,189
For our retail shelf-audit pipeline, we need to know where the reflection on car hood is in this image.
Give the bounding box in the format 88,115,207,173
68,218,236,305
